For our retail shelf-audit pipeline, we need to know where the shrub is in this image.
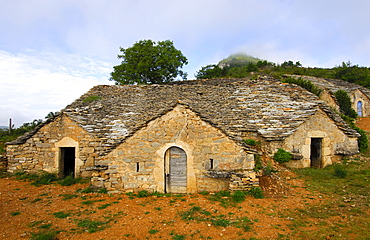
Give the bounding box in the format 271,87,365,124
248,186,264,199
231,190,248,203
57,175,85,186
282,77,322,96
31,172,58,187
137,190,151,197
273,148,292,163
351,125,369,153
334,90,358,118
253,155,263,172
263,161,273,176
243,139,260,146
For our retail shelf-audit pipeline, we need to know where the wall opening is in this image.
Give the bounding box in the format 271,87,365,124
310,138,322,168
164,146,187,193
357,101,363,117
60,147,75,177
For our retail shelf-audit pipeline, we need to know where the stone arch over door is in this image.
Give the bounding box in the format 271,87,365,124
164,146,187,193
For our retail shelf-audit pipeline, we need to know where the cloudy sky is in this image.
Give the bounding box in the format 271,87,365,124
1,0,370,127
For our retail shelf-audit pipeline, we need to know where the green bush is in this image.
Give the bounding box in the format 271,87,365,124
231,190,248,203
273,148,292,163
334,90,358,118
253,155,263,172
248,186,264,199
282,77,322,96
351,125,369,153
57,175,85,186
15,171,58,187
137,190,151,197
263,161,273,176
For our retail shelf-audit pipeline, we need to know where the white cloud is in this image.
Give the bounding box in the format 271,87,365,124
1,0,370,125
0,50,112,127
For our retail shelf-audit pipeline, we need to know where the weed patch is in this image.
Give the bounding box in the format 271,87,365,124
77,219,109,233
179,206,253,231
30,230,58,240
10,211,21,216
53,211,71,219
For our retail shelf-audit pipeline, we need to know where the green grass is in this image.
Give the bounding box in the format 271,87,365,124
148,229,159,234
77,219,109,233
30,230,58,240
286,158,370,239
97,203,111,209
59,194,78,200
53,211,71,219
179,206,253,231
10,211,21,216
208,188,263,207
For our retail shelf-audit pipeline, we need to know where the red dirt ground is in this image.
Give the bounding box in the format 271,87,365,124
0,170,331,240
356,117,370,131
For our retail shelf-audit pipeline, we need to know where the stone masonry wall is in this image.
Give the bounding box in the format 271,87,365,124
6,114,100,177
92,105,256,193
351,89,370,117
0,155,7,172
281,109,358,168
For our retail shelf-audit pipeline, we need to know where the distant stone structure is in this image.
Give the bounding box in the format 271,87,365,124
288,75,370,117
6,77,360,193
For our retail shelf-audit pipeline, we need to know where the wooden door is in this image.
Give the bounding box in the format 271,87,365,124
165,147,187,193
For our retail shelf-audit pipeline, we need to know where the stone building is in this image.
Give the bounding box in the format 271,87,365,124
288,75,370,117
6,77,360,193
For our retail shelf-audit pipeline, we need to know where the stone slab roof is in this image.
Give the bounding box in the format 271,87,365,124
289,75,370,99
8,77,359,153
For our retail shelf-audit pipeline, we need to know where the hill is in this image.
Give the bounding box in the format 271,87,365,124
218,53,262,68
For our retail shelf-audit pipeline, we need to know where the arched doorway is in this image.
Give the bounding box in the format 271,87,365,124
164,147,187,193
357,101,363,117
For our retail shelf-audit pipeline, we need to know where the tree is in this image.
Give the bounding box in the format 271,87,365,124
334,90,358,118
195,64,224,79
110,39,188,85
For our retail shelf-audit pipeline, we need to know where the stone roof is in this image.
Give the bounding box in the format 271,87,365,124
8,77,359,152
288,75,370,99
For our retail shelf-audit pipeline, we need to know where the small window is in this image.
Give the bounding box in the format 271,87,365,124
136,162,140,172
210,159,214,170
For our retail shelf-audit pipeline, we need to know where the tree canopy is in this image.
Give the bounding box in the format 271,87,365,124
110,39,188,85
